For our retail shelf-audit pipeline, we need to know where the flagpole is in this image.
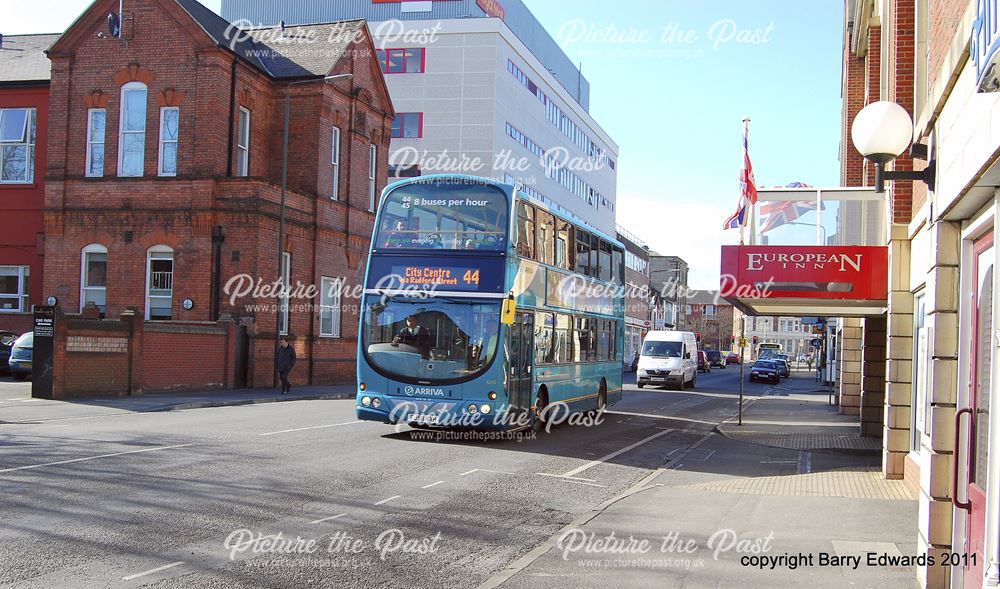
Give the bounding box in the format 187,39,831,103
742,117,750,246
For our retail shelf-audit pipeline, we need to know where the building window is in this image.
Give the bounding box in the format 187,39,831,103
80,244,107,315
912,292,928,449
146,246,173,320
0,266,29,312
319,276,341,337
237,107,250,176
375,48,425,74
157,107,179,176
86,108,105,178
278,252,290,335
118,82,147,177
368,144,377,211
391,113,423,138
0,108,36,184
331,126,341,200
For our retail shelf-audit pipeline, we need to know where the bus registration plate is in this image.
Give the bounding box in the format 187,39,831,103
407,414,439,425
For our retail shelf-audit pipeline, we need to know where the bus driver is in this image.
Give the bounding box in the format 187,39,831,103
392,315,432,359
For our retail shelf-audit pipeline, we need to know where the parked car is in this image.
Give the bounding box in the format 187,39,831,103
748,359,780,384
772,357,791,378
697,350,711,373
0,331,16,374
8,332,33,380
726,352,741,365
706,349,725,368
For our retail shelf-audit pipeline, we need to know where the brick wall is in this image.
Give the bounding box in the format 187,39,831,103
51,313,134,397
46,307,240,398
141,321,235,391
887,0,915,225
41,0,394,387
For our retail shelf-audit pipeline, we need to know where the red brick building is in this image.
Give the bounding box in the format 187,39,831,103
0,34,57,334
42,0,394,386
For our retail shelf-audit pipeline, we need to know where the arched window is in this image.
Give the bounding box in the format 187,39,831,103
80,244,107,315
118,81,147,177
146,245,173,320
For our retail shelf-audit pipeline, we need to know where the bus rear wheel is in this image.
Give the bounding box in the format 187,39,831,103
531,389,549,433
595,382,608,415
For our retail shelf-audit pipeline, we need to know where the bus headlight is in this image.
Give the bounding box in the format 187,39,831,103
361,396,371,407
488,391,497,400
480,404,492,414
359,382,367,392
372,397,382,409
468,404,478,413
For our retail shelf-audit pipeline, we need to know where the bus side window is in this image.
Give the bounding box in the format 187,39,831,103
613,247,624,285
576,230,591,276
598,240,612,282
555,219,573,270
534,312,554,365
536,210,555,266
589,233,600,277
516,201,535,259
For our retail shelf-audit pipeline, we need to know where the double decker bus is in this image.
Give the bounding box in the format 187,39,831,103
356,175,624,431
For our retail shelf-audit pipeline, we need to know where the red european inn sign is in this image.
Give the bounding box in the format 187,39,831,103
719,245,889,317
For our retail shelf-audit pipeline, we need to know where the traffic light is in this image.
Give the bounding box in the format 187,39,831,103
696,331,702,341
752,336,759,346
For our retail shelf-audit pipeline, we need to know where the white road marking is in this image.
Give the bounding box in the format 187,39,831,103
604,410,715,426
458,468,513,477
311,513,347,524
0,444,193,474
421,480,445,489
533,473,596,483
554,479,608,488
258,420,362,436
121,561,185,581
560,429,674,478
374,495,401,506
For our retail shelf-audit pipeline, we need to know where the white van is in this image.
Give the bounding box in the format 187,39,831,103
636,330,698,389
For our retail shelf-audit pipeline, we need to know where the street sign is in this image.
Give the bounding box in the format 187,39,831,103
811,338,823,349
800,316,821,325
738,337,749,348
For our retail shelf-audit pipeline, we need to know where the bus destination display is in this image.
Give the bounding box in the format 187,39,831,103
392,265,485,291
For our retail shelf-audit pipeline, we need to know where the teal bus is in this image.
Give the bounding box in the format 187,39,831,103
356,175,624,431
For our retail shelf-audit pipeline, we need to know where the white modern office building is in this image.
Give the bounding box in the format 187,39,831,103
222,0,619,235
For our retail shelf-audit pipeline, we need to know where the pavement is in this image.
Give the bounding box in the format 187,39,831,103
484,370,919,588
0,377,357,424
0,369,920,588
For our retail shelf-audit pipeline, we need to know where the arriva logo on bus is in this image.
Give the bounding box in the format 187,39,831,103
404,385,446,397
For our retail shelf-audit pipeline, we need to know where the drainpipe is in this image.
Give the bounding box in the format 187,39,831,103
226,56,239,177
210,224,224,320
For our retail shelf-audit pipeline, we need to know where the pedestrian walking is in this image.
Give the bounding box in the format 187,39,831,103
276,336,296,394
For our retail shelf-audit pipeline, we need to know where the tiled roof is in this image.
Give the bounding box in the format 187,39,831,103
0,34,60,83
175,0,365,79
244,21,367,79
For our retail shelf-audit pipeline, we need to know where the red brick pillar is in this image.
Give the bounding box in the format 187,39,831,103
120,308,144,395
219,314,237,389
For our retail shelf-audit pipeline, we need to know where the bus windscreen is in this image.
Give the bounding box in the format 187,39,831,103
375,181,509,251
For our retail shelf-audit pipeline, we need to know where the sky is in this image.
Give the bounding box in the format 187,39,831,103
5,0,845,290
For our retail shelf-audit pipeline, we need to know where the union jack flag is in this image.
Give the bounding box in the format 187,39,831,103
723,119,758,232
758,197,825,233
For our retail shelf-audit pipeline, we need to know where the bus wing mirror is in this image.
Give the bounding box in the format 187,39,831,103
501,295,516,325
